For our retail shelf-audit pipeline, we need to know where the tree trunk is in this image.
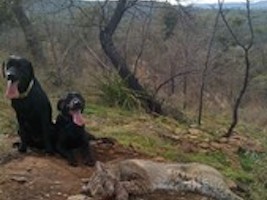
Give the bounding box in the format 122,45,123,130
169,64,175,95
219,0,253,137
197,9,220,125
224,49,250,137
182,75,187,110
99,0,162,113
10,0,45,63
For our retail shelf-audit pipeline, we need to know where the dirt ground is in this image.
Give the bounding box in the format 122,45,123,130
0,137,212,200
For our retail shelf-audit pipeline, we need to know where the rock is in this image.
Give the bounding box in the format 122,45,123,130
54,181,62,185
187,135,199,139
44,193,50,198
180,141,198,153
227,179,237,189
210,142,222,150
219,137,228,143
81,178,90,183
10,176,28,184
189,124,199,128
153,156,165,162
199,142,209,149
67,194,92,200
174,127,186,135
188,128,203,135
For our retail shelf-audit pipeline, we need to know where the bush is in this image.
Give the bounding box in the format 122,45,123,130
249,153,267,200
97,73,142,110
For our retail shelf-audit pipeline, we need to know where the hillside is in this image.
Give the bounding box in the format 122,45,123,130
1,0,267,199
0,93,266,199
0,135,212,200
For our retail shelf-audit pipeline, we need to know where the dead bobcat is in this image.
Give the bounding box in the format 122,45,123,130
82,159,243,200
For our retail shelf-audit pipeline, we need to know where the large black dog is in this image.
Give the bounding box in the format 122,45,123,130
2,55,54,153
55,92,115,166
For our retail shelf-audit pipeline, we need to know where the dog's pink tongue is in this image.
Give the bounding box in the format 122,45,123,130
71,110,85,126
5,80,20,99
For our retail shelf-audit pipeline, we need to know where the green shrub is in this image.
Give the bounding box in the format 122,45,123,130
97,73,142,110
249,153,267,200
238,150,260,172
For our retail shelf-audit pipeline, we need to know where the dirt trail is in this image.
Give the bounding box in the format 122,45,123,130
0,138,211,200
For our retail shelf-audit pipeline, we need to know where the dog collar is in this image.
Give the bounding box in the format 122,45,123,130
19,79,34,99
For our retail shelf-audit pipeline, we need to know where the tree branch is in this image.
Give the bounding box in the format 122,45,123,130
153,69,199,97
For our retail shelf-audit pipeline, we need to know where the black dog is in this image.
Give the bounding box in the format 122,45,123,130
55,92,96,166
2,55,54,154
55,92,115,166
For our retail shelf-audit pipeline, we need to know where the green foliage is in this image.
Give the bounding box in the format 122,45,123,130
189,151,231,169
249,153,267,200
238,150,261,172
224,167,253,184
230,16,245,27
97,73,142,110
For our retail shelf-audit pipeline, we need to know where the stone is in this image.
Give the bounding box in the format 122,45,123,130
10,176,28,184
67,194,92,200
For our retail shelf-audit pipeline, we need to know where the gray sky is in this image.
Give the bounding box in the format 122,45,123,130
163,0,259,5
84,0,261,5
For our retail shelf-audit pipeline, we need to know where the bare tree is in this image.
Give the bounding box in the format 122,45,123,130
218,0,254,137
98,0,162,113
132,2,154,76
197,8,220,125
7,0,45,63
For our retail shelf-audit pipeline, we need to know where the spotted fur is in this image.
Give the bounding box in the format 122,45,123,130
82,159,243,200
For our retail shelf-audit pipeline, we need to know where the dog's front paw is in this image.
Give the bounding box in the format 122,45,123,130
44,148,54,155
17,143,27,153
68,159,78,167
12,141,20,149
44,144,55,155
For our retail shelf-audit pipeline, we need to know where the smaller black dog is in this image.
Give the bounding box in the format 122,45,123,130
55,92,109,166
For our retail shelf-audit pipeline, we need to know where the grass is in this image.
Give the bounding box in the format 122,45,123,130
82,102,267,199
249,152,267,199
238,150,261,172
190,151,231,168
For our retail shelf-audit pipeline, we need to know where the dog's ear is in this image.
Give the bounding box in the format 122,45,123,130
57,98,66,111
2,61,6,78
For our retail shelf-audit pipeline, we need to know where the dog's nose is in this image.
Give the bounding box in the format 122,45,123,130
69,98,83,111
7,74,17,82
73,98,82,107
5,66,18,81
73,98,80,105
